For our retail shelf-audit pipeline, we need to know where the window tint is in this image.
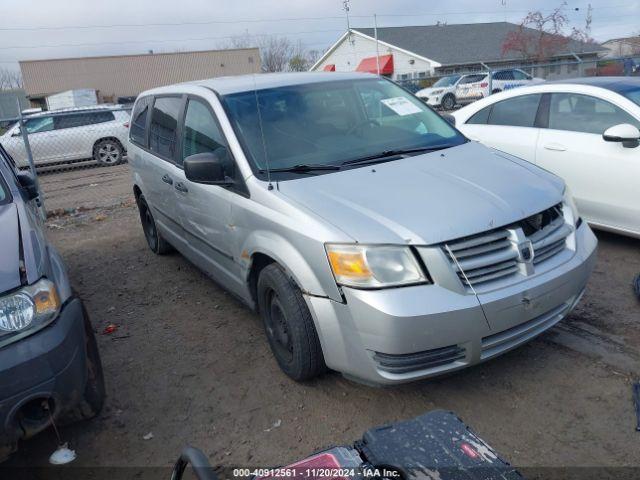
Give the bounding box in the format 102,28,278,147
130,97,152,146
24,116,54,134
182,99,227,165
488,94,541,127
459,74,486,85
493,70,514,81
149,97,182,159
548,93,640,134
54,111,114,130
466,106,491,125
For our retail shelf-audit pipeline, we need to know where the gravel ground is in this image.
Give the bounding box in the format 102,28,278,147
4,164,640,477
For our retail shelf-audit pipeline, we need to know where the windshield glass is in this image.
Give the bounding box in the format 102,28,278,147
621,87,640,107
433,75,461,87
222,78,466,176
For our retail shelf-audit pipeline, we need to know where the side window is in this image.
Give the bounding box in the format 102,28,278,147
548,93,640,134
130,97,152,146
54,112,112,130
466,105,492,125
24,116,54,134
488,94,542,127
181,99,227,165
512,70,529,80
149,96,183,160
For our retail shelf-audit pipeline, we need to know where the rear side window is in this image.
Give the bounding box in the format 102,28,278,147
494,70,515,81
130,97,152,146
488,94,541,127
548,93,640,134
467,106,491,124
459,74,485,85
149,97,183,160
54,111,115,130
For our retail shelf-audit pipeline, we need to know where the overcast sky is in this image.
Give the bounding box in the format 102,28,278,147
1,0,638,71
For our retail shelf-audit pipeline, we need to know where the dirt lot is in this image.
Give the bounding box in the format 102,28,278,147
5,165,640,475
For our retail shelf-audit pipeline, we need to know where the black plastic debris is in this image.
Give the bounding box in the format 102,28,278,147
634,383,640,432
634,274,640,300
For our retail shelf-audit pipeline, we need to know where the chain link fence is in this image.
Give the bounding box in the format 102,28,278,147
394,55,640,108
0,104,134,222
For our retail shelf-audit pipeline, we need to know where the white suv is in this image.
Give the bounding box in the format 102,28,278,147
0,105,130,168
456,69,542,105
415,74,463,110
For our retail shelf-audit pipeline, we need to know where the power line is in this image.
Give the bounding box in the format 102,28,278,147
0,4,635,32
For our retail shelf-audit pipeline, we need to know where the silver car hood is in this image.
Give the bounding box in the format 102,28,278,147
0,203,22,293
278,142,564,245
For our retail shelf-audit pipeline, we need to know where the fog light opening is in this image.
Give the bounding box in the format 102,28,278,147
16,397,56,435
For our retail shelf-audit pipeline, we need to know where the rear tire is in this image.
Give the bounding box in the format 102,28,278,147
94,139,124,166
257,264,326,381
441,94,456,110
60,308,105,423
491,88,502,94
136,194,172,254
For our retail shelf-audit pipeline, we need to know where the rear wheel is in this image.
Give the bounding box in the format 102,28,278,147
94,139,123,166
257,264,326,381
136,194,172,254
491,88,502,94
441,94,456,110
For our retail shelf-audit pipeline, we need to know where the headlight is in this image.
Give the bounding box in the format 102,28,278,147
431,89,443,95
562,185,580,226
326,244,429,288
0,279,60,333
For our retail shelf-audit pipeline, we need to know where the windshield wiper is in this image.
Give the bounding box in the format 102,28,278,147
259,163,341,174
341,144,456,167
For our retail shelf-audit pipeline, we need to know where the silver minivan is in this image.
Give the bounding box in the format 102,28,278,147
128,72,597,385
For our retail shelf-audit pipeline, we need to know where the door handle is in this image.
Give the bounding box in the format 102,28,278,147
175,182,188,193
161,174,173,185
543,143,566,152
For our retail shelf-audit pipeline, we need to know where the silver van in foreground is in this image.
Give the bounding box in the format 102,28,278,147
128,72,597,385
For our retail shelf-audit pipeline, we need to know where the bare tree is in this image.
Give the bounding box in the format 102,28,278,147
0,67,23,90
501,5,570,61
223,34,321,72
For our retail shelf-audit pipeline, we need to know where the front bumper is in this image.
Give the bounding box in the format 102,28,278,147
0,297,89,453
306,222,597,385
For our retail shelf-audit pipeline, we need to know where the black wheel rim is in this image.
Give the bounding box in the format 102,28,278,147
443,96,454,110
140,203,158,250
265,290,293,364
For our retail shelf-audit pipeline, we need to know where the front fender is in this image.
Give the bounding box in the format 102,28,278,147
240,230,342,302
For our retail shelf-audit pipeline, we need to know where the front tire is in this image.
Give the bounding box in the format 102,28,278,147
60,308,105,423
441,94,456,110
94,139,124,166
136,194,172,254
257,264,326,381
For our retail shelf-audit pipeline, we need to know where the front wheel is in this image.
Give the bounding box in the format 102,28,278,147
441,94,456,110
257,264,326,381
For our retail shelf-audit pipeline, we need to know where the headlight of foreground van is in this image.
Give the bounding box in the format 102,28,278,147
326,244,430,288
0,279,60,333
562,185,580,227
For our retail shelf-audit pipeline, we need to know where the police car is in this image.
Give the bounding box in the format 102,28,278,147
456,68,542,105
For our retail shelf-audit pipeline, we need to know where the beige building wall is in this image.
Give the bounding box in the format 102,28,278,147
20,48,261,101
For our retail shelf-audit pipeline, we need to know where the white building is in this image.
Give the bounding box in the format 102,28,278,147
311,23,605,81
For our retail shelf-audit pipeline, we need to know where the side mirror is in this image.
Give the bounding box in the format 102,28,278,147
184,149,234,185
603,123,640,148
441,113,456,126
17,171,39,201
11,128,21,137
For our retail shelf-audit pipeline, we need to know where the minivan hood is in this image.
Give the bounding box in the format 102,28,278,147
278,142,564,245
0,203,22,293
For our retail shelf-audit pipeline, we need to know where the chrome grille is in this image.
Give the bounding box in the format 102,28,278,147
442,204,571,288
444,229,519,287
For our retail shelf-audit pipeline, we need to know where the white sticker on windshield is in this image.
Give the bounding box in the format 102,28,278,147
381,97,422,116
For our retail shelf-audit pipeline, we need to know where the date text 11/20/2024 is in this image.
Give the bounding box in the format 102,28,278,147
232,468,401,478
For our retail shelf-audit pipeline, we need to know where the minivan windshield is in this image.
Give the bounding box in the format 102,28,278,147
433,75,461,87
222,78,466,177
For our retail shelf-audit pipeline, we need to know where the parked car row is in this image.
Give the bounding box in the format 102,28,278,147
0,105,130,168
416,69,543,109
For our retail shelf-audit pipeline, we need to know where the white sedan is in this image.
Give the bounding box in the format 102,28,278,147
452,77,640,238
